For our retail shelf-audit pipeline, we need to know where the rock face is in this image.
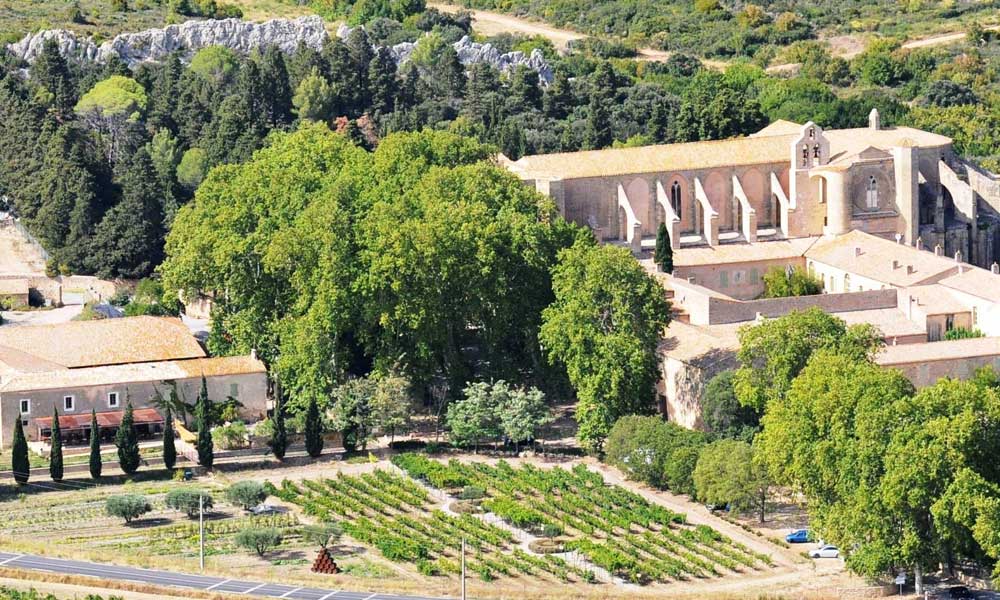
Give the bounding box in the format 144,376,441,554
7,16,552,83
8,16,327,66
338,25,553,84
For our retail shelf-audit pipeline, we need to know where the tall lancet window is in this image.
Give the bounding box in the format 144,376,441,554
866,176,878,210
671,181,682,218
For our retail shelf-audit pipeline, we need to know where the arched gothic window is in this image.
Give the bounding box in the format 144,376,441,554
866,176,878,210
671,181,682,218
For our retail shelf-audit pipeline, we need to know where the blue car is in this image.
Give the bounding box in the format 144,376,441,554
786,529,811,543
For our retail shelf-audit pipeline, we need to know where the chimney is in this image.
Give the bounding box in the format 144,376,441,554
755,312,764,322
906,265,915,275
916,236,923,251
934,244,943,256
250,348,258,360
895,233,902,244
854,246,862,257
955,250,963,263
891,259,900,270
892,337,898,346
869,108,881,131
992,262,999,274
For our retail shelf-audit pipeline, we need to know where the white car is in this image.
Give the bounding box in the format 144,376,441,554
810,544,840,559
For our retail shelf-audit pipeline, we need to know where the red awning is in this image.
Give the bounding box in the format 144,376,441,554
34,408,164,431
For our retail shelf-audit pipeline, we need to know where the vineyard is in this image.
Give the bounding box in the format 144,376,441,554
274,469,595,583
389,455,775,585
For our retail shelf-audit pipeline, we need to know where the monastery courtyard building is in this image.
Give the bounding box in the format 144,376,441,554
505,116,1000,427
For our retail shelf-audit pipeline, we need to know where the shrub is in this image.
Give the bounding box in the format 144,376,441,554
301,523,343,549
105,494,151,523
212,420,248,450
944,327,984,340
458,485,486,500
235,527,283,556
225,480,266,510
165,488,213,517
604,416,706,492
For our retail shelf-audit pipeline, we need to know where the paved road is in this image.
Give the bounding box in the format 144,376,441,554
0,552,449,600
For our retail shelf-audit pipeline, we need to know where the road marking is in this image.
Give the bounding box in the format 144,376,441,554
0,555,21,566
206,579,231,591
244,583,267,594
279,587,301,598
317,591,340,600
364,594,377,600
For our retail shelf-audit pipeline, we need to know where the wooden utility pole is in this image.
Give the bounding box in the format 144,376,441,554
199,495,205,571
460,537,466,600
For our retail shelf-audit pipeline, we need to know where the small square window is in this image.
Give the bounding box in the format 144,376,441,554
64,396,75,412
108,392,119,408
19,399,30,415
21,419,28,427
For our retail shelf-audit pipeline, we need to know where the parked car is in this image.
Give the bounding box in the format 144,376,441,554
948,586,974,599
785,529,811,543
809,545,840,558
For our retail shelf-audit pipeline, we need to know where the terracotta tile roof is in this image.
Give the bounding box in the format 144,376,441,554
0,345,68,375
939,268,1000,303
33,408,164,431
0,355,266,394
660,321,741,365
836,308,926,338
806,230,960,288
673,237,820,267
876,336,1000,365
902,284,971,315
0,316,205,369
507,124,952,180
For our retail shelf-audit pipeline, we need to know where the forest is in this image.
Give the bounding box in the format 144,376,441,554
2,3,998,280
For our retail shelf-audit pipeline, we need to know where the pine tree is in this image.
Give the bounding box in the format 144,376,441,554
11,415,29,485
258,45,293,127
583,94,612,150
30,38,76,115
304,396,324,458
90,149,164,279
654,222,674,273
116,396,141,475
163,407,177,470
196,376,214,468
268,391,288,460
89,408,102,479
367,47,398,117
509,66,542,112
49,407,63,482
543,70,573,120
647,102,670,142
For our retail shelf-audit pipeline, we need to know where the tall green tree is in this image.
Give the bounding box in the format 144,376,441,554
540,240,670,451
89,409,102,479
268,391,288,460
330,378,376,452
30,38,76,115
653,222,672,273
367,47,398,117
693,439,770,522
195,376,214,468
304,395,324,458
701,370,759,441
11,415,29,484
258,45,293,127
162,407,177,470
49,407,63,482
733,308,883,413
446,381,504,452
116,396,141,475
583,94,611,150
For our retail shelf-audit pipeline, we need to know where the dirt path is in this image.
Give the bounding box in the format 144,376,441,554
429,1,995,75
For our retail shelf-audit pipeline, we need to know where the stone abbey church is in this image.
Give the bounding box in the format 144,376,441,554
505,112,1000,269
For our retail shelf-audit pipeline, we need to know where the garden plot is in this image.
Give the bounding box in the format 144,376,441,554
274,469,595,583
391,455,775,586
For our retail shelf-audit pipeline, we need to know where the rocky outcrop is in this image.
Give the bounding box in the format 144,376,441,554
8,16,552,82
338,25,553,83
8,16,327,66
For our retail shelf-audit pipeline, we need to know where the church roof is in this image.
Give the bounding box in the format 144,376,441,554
506,123,952,181
806,230,960,288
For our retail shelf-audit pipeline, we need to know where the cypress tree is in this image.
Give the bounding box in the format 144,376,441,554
268,391,288,460
654,222,674,273
196,376,214,468
304,396,324,459
163,407,177,470
11,415,29,485
116,396,141,475
49,407,63,482
89,408,102,479
583,94,612,150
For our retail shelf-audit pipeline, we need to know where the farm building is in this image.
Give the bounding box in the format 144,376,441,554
0,316,268,448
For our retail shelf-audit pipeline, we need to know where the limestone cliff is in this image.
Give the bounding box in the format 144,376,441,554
8,16,327,66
